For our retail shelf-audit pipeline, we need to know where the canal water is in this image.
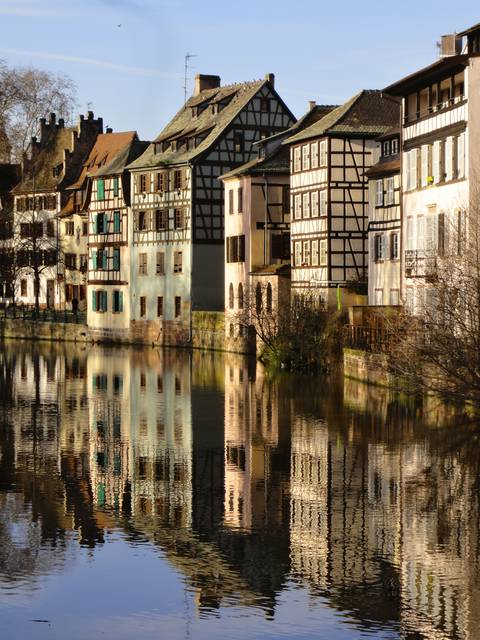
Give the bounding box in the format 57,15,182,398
0,341,479,640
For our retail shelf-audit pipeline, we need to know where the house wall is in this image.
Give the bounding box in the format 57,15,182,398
62,212,88,310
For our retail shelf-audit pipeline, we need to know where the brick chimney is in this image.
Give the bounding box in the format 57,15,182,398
194,74,221,96
308,100,316,111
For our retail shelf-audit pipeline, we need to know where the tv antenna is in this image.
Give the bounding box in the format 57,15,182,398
184,52,197,104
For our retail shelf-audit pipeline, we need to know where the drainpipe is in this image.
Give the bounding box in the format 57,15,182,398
263,174,268,265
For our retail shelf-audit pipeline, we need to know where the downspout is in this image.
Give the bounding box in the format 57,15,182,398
263,173,268,265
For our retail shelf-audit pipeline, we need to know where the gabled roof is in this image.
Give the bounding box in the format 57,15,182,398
383,55,468,96
219,144,290,180
365,157,400,178
13,126,76,193
458,21,480,37
128,77,295,170
67,131,138,189
284,91,400,145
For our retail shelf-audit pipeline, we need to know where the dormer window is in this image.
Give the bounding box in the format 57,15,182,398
391,138,399,155
171,140,177,152
211,104,218,115
53,163,63,178
191,106,198,118
382,141,390,157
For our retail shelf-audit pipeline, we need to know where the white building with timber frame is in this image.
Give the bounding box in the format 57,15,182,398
126,73,295,345
285,91,400,308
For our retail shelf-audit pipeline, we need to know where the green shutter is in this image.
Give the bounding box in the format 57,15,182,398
119,291,123,312
98,178,105,201
114,211,121,233
113,248,120,271
92,250,97,270
101,290,107,311
93,215,97,234
103,251,108,270
92,290,97,311
113,177,119,197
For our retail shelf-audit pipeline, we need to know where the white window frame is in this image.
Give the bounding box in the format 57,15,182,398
302,240,310,266
385,177,394,205
294,147,301,172
302,192,310,218
375,179,384,206
311,142,319,168
319,239,327,266
319,190,327,216
294,194,301,220
311,240,319,266
302,145,310,171
294,242,302,266
389,289,400,305
319,140,327,167
311,191,319,216
375,288,384,306
406,216,414,251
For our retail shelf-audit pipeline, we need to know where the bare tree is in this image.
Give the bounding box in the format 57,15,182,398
0,59,76,162
232,282,343,371
385,193,480,406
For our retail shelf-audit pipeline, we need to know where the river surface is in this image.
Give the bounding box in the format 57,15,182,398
0,341,479,640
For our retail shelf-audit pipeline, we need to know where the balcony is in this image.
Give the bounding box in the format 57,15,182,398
405,250,437,280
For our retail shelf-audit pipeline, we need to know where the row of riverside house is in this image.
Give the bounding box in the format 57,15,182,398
223,21,480,349
0,21,478,347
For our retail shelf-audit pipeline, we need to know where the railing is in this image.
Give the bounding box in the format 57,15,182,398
1,305,86,324
343,325,393,353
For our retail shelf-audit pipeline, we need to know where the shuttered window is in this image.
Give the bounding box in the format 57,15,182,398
113,248,120,271
113,211,121,233
112,290,123,312
113,177,119,197
97,178,105,201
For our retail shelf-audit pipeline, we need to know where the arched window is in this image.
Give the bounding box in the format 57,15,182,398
228,283,234,309
238,283,244,310
255,283,262,316
266,282,273,313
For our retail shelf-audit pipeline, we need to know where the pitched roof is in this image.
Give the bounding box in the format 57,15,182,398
67,131,138,189
383,55,468,96
458,21,480,37
128,77,294,170
284,90,400,145
365,157,400,178
14,126,76,193
220,144,289,180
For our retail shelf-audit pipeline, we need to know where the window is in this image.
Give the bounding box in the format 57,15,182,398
319,190,327,216
406,217,414,250
260,97,270,112
311,240,319,266
113,211,121,233
457,132,466,179
293,147,301,172
421,144,431,187
173,251,182,273
139,174,147,193
390,289,400,305
139,253,147,275
271,233,290,260
113,248,120,271
311,191,319,216
65,253,76,270
140,296,146,317
375,289,384,305
417,215,425,251
233,131,244,153
437,213,445,257
238,283,244,309
294,242,302,266
375,180,384,206
20,279,27,296
113,176,119,197
406,149,418,190
112,290,123,313
302,240,310,266
226,235,245,263
94,248,107,270
97,178,105,200
229,283,234,309
175,296,181,318
445,137,454,181
96,212,107,234
406,286,414,310
65,221,74,236
228,190,234,215
157,296,163,317
302,192,310,218
47,220,55,237
294,195,301,220
374,234,386,261
137,211,147,231
80,254,87,272
302,145,310,170
156,252,165,275
385,177,394,205
311,142,319,168
319,140,327,167
255,283,262,315
237,187,243,213
282,185,290,215
155,209,167,230
174,209,184,229
82,221,88,236
173,170,183,190
156,172,168,192
382,141,390,157
319,240,327,266
92,290,107,312
391,138,399,155
391,232,399,260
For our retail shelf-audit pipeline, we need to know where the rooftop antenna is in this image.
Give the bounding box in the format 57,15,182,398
184,52,197,104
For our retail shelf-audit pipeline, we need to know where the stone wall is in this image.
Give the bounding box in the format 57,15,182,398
343,347,393,387
0,318,91,343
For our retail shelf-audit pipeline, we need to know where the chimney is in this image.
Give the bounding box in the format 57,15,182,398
87,110,94,120
308,100,316,111
440,34,462,57
50,112,56,124
194,74,221,96
265,73,275,88
58,117,65,128
106,127,113,133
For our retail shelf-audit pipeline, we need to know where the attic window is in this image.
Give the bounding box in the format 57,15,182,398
211,104,218,115
53,163,63,177
233,131,244,153
171,141,177,152
260,98,270,113
191,106,198,118
154,142,162,155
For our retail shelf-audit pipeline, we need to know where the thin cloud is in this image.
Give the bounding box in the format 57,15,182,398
0,1,77,17
0,48,180,78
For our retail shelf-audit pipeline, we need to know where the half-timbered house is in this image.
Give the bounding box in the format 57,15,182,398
11,112,103,309
0,163,20,302
126,73,295,344
384,26,480,314
85,132,149,339
284,91,400,308
365,128,402,306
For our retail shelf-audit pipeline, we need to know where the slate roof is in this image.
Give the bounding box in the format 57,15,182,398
13,126,76,193
284,90,400,145
365,157,400,178
128,77,294,170
219,144,290,180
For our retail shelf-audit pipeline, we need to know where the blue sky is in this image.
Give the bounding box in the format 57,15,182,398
0,0,478,141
